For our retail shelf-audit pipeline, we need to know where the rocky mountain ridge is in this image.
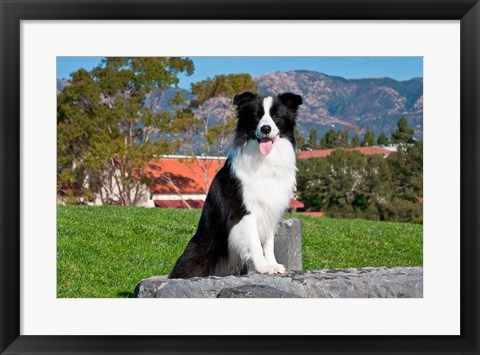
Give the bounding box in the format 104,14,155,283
256,70,422,138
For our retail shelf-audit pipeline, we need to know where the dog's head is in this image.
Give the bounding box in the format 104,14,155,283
233,92,302,155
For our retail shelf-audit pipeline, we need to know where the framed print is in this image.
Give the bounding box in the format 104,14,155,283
1,0,479,354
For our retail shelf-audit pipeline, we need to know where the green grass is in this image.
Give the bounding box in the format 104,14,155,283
299,214,423,269
57,205,422,298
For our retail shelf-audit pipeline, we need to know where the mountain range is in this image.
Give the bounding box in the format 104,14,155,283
255,70,423,139
57,70,423,140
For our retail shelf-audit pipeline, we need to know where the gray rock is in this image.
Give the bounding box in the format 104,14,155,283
133,275,168,298
274,218,302,270
217,285,302,298
135,267,423,298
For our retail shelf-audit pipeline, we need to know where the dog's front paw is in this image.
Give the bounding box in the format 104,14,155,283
273,263,286,274
258,264,286,275
258,265,277,274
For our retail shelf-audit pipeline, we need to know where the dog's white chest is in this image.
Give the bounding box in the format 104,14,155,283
241,159,293,211
231,138,296,239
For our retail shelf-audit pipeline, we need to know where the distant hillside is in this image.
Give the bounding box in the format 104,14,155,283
57,70,423,140
254,70,422,138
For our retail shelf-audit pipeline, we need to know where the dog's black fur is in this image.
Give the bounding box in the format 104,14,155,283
168,159,249,278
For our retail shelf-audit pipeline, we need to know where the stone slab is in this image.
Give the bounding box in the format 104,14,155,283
217,284,302,298
134,267,423,298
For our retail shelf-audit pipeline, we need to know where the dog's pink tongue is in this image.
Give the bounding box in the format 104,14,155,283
259,139,273,155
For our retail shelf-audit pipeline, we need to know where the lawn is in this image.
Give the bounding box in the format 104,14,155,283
57,205,423,298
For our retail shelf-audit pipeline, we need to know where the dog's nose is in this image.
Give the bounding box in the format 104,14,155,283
260,125,271,134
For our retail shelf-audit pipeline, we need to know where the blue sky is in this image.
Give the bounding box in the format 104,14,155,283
57,56,422,90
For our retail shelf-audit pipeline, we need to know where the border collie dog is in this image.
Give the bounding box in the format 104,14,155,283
169,92,302,279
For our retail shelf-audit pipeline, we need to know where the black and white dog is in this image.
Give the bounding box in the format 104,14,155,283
169,92,302,279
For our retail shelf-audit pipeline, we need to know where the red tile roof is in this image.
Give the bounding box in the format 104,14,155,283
352,146,394,155
146,157,304,210
154,199,205,209
296,212,325,217
297,149,334,159
146,157,225,194
297,146,393,160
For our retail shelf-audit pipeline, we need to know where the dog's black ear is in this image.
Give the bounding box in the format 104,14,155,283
233,92,257,107
278,93,303,111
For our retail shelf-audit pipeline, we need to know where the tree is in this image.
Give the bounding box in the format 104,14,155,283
188,74,257,143
294,128,306,150
57,57,194,205
387,141,423,201
170,108,202,153
296,143,423,223
319,128,337,149
350,134,361,147
320,149,368,216
379,141,423,222
307,128,319,149
391,117,415,144
377,131,390,146
168,91,187,106
362,129,377,147
190,73,257,108
296,158,326,210
319,128,351,149
337,130,350,148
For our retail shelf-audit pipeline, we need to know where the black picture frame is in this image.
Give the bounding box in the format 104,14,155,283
1,0,479,354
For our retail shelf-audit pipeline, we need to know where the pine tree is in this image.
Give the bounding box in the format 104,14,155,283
377,132,390,146
338,130,350,148
294,128,306,150
319,128,338,149
391,117,415,144
362,129,377,147
307,128,319,149
350,134,361,147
